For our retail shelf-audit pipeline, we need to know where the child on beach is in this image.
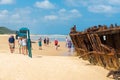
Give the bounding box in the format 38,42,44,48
8,35,15,53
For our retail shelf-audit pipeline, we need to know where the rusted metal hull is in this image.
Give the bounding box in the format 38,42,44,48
69,25,120,70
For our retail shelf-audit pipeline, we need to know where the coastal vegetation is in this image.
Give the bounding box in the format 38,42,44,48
0,27,15,34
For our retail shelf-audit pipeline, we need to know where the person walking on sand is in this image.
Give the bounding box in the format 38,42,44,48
38,37,42,50
8,35,15,53
54,39,59,50
18,37,22,54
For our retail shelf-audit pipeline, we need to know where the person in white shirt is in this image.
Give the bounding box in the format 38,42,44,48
22,37,28,55
65,37,69,47
18,37,22,54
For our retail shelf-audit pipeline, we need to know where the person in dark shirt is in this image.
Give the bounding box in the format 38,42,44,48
44,38,46,46
46,37,49,45
8,35,15,53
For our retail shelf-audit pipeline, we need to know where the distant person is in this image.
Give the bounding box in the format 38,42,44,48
46,37,49,45
68,40,72,52
54,39,59,50
44,37,47,46
38,37,42,50
8,35,15,53
65,37,69,47
18,37,22,54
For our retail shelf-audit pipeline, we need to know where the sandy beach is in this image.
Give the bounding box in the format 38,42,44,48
0,35,113,80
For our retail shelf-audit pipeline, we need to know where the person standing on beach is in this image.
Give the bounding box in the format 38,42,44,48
8,35,15,53
65,37,69,47
54,39,59,50
68,40,72,52
44,37,47,46
22,37,28,55
18,37,22,54
38,37,42,50
46,37,49,45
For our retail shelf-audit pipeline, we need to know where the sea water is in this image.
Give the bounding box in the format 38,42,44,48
30,34,71,41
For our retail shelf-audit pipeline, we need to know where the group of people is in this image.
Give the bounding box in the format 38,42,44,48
38,37,59,50
38,37,50,50
43,37,50,46
18,37,28,55
8,35,28,55
38,36,72,51
8,35,73,54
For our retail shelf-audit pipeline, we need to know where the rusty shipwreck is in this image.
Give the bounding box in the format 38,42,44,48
69,24,120,70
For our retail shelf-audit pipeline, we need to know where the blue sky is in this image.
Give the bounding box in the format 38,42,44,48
0,0,120,34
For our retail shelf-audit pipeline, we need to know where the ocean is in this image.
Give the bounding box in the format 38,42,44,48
30,34,71,41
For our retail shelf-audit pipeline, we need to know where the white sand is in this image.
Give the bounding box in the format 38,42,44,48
0,53,112,80
0,35,112,80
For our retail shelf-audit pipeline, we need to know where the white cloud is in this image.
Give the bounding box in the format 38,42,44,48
16,7,31,13
65,0,106,6
12,8,32,23
65,0,78,6
70,9,79,13
44,9,81,21
0,10,9,18
0,10,8,14
35,0,55,9
0,0,14,4
88,5,113,13
58,8,66,13
68,9,81,18
65,0,120,14
58,9,81,20
11,13,20,19
0,7,33,25
0,8,39,30
44,15,58,20
108,0,120,5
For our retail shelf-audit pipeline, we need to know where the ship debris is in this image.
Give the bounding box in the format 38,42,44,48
69,24,120,70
